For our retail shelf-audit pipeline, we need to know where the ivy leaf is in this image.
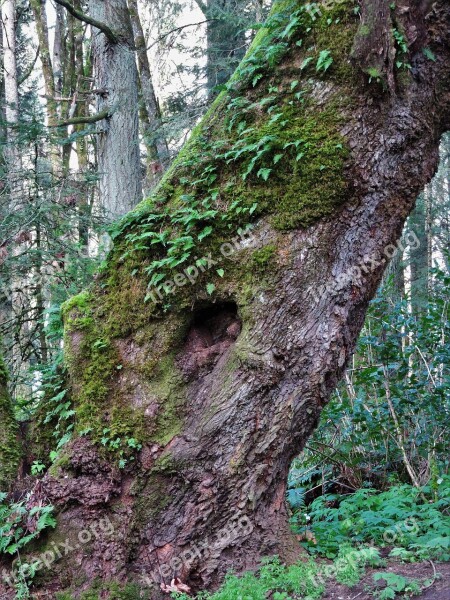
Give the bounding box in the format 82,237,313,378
216,269,225,277
206,283,215,295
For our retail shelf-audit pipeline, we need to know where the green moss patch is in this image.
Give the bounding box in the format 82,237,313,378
62,0,359,459
104,0,357,298
0,354,20,490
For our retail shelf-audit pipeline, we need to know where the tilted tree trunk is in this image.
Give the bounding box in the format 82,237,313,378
1,0,449,597
89,0,142,218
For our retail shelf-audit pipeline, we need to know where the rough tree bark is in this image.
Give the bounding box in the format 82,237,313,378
89,0,142,218
1,0,30,393
1,0,449,597
1,0,22,208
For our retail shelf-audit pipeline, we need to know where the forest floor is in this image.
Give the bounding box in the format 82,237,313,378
322,560,450,600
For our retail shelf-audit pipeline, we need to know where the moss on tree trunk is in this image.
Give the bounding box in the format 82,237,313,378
1,0,449,596
0,353,20,491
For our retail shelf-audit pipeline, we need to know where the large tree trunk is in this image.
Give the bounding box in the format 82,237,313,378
90,0,142,218
1,0,449,596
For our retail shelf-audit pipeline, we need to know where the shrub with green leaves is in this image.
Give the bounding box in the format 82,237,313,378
291,477,450,561
289,264,449,495
371,572,422,600
175,548,388,600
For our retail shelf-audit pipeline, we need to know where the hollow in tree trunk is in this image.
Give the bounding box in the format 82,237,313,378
1,0,449,597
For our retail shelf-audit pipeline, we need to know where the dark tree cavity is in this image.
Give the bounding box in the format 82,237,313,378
1,0,449,597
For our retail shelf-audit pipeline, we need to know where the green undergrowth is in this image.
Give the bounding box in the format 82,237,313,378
0,492,56,557
56,580,149,600
174,480,449,600
175,549,385,600
290,477,450,562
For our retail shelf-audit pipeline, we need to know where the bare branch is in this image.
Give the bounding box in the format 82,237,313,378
147,20,213,51
53,0,118,44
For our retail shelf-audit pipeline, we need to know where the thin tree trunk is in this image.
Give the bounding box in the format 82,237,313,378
53,3,65,105
1,0,22,207
196,0,248,98
409,194,429,315
30,0,58,128
1,0,29,395
383,368,421,488
128,0,169,190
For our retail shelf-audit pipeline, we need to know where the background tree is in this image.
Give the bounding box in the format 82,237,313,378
0,0,449,598
87,0,142,217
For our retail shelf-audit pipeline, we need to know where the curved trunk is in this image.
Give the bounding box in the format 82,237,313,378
1,0,449,596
